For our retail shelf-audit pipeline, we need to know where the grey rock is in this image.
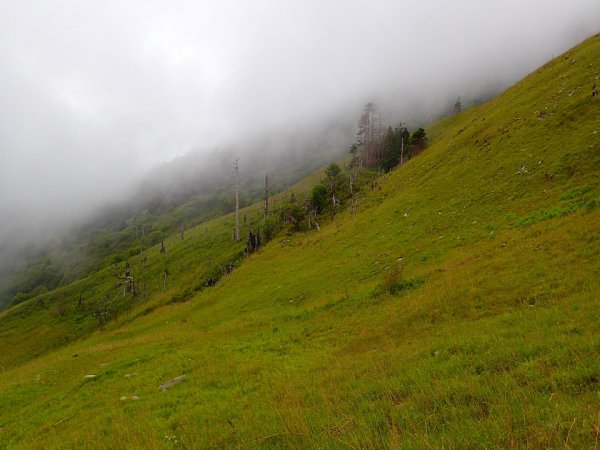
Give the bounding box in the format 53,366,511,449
159,375,186,391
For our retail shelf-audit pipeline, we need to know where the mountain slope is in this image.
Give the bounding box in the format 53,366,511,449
0,34,599,449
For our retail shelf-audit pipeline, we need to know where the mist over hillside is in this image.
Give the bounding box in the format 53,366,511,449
2,1,599,249
1,0,600,308
0,118,355,309
0,29,598,447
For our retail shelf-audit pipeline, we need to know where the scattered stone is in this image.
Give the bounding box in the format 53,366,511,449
131,395,140,401
159,375,186,391
125,373,138,378
120,396,127,401
83,375,97,380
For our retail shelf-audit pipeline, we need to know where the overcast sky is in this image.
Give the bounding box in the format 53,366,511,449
0,0,599,244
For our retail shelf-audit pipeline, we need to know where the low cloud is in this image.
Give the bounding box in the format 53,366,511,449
1,0,599,252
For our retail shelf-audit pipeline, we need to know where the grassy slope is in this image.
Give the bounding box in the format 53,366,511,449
0,168,324,369
0,35,599,448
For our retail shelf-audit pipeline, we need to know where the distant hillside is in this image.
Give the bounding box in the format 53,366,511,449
0,34,598,449
0,121,353,311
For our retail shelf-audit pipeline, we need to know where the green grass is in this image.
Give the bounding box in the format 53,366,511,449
0,34,599,449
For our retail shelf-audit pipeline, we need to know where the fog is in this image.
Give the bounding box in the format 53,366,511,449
1,0,599,254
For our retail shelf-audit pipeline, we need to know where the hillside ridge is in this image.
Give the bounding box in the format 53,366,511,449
0,33,598,449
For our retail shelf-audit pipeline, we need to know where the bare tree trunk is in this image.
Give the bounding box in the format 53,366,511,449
263,173,269,218
400,136,404,165
349,172,353,195
139,226,145,258
234,158,240,242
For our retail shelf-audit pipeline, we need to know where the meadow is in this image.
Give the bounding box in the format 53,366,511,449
0,34,599,449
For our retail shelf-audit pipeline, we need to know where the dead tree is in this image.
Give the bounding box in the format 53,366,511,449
264,173,270,217
454,97,462,114
400,136,405,165
160,234,166,254
139,226,145,256
350,195,358,214
357,103,385,167
94,295,113,329
234,158,240,242
115,261,136,296
246,228,261,254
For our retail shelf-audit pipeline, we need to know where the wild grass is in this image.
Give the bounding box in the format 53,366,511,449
0,33,599,449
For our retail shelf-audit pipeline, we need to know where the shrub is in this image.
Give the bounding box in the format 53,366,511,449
11,292,32,305
310,184,328,214
379,263,424,296
288,204,306,231
262,215,280,242
381,263,403,294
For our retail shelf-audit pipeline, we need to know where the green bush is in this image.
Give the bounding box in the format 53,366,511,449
310,184,328,214
379,263,424,296
288,204,306,231
11,292,32,306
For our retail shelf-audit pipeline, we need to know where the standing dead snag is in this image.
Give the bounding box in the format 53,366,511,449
115,261,137,296
400,136,405,165
93,295,115,329
454,97,462,114
264,173,269,218
234,158,240,242
325,163,341,206
357,102,385,167
246,228,261,254
160,234,166,254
